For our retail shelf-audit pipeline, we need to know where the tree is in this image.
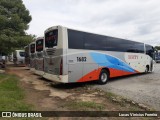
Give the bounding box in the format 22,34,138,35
155,46,160,50
0,0,33,55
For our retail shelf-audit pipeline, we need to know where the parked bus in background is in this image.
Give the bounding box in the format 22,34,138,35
24,45,30,67
43,26,155,84
0,54,5,68
8,53,13,62
29,42,36,72
13,50,25,66
155,50,160,63
34,37,44,75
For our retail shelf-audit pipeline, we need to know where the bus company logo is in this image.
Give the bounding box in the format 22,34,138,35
128,55,138,59
2,112,11,117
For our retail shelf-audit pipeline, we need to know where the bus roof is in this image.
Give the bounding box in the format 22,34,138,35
44,25,149,45
35,37,44,42
29,42,35,46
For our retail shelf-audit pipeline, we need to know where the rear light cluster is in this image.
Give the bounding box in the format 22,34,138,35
60,59,63,75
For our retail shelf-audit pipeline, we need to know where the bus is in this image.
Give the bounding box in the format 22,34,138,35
29,42,36,72
155,50,160,63
34,37,44,75
13,50,25,66
24,45,30,67
43,26,155,84
0,54,5,68
8,53,13,62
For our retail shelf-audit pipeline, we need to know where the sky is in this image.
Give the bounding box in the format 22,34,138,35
22,0,160,46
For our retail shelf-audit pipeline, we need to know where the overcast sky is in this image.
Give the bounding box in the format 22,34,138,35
22,0,160,46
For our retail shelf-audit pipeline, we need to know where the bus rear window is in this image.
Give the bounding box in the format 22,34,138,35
36,39,43,52
45,30,58,48
19,52,25,57
30,44,35,53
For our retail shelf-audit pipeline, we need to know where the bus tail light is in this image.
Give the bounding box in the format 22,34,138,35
60,59,63,75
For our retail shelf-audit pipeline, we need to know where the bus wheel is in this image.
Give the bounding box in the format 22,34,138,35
145,66,149,73
98,69,109,84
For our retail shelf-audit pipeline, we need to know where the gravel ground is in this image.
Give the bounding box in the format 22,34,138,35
94,63,160,110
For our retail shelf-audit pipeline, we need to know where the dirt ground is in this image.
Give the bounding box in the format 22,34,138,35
4,64,157,120
94,63,160,111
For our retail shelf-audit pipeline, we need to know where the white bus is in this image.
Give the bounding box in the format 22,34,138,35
29,42,36,72
43,26,155,84
34,37,44,75
13,50,25,66
8,53,13,62
155,50,160,63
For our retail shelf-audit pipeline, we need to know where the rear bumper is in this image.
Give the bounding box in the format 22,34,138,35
35,70,44,76
43,72,68,83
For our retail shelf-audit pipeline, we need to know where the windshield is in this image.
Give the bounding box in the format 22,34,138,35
45,30,58,48
19,52,25,57
145,45,155,59
36,39,43,52
30,44,35,53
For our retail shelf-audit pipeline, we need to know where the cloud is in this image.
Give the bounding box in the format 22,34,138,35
22,0,160,46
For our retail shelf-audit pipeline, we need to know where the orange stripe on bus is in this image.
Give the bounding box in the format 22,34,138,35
77,68,102,82
77,67,139,82
109,68,137,78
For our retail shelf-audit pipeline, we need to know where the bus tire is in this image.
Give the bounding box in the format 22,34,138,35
98,69,109,84
145,66,149,73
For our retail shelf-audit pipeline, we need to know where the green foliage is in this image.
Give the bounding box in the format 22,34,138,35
0,0,33,55
155,46,160,50
0,74,33,111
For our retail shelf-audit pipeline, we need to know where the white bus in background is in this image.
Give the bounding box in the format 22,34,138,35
34,37,44,75
43,25,155,84
155,50,160,63
13,50,25,66
29,42,36,72
8,53,13,62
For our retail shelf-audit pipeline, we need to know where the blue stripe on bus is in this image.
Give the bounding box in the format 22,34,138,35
90,52,135,73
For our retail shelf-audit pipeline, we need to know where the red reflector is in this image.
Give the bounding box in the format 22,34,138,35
60,59,63,75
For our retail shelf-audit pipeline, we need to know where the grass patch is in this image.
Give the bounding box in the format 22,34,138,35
0,74,32,111
66,101,105,110
105,91,118,99
0,74,48,120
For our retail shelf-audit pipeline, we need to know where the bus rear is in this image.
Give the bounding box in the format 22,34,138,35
29,42,36,72
43,26,68,83
35,37,44,75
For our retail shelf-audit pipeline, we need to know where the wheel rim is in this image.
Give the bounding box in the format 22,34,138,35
101,73,107,82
